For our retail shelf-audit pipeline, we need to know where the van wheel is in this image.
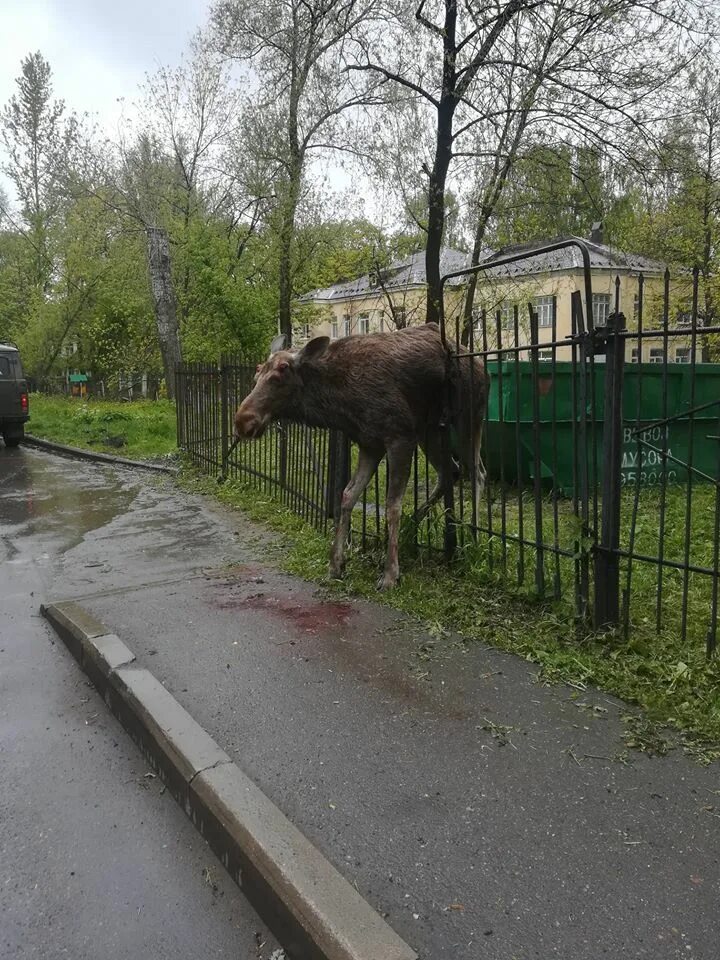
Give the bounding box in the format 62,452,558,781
3,427,24,447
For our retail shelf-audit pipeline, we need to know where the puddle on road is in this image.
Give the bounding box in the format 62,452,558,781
0,447,137,554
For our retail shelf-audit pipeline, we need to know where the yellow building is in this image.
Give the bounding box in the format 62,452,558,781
471,234,670,362
298,232,701,365
296,248,469,340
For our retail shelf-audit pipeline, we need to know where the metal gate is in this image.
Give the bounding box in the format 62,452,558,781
439,244,720,653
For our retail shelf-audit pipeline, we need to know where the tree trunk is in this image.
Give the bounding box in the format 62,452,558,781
425,0,457,328
425,101,455,327
146,226,182,400
277,68,304,348
277,176,300,346
460,215,490,345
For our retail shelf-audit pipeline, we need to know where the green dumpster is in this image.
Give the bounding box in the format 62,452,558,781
484,361,720,493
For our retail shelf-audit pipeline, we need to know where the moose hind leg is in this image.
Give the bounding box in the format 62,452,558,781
415,434,458,525
378,441,414,591
329,446,381,579
473,424,487,522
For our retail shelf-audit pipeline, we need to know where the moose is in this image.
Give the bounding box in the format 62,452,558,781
234,323,489,590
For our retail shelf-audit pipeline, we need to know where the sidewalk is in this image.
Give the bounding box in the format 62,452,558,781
48,467,719,960
0,448,279,960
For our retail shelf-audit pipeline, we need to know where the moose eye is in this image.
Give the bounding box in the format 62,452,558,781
277,361,289,373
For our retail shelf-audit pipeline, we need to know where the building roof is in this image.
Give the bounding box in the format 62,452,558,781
298,247,471,304
0,342,19,352
479,236,666,279
298,235,665,307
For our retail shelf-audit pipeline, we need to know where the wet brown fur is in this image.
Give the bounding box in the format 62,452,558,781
235,323,488,589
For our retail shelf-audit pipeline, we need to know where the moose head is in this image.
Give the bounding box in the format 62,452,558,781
234,336,330,440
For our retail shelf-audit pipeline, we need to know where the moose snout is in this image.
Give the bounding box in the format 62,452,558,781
234,402,267,440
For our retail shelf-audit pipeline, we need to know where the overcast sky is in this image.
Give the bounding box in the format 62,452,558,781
0,0,211,199
0,0,386,224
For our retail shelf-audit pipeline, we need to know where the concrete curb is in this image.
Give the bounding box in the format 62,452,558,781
41,600,418,960
22,434,179,475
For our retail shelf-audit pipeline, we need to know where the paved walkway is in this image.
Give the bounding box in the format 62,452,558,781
0,447,279,960
8,445,719,960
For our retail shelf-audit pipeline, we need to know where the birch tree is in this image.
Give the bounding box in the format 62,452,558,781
74,42,266,395
350,0,713,329
209,0,382,344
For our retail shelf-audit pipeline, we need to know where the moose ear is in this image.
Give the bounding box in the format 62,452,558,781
297,336,330,364
269,334,287,355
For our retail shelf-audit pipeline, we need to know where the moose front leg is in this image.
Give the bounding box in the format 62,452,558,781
329,446,381,580
378,442,414,591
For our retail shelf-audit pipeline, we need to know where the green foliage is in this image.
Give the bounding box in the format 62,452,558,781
0,51,70,292
293,217,383,291
0,229,35,343
4,191,162,381
492,144,609,246
28,395,177,458
176,218,277,361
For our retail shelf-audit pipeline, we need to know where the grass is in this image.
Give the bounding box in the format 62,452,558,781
180,467,720,763
27,394,177,460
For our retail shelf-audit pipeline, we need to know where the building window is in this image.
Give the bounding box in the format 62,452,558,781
675,347,692,364
593,293,611,325
537,348,554,362
394,306,407,328
533,296,554,328
498,303,515,329
631,348,640,363
357,315,369,335
343,314,351,337
649,348,665,364
331,320,339,339
300,322,310,341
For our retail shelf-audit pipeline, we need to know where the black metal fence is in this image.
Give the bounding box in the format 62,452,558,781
439,245,720,656
176,248,720,656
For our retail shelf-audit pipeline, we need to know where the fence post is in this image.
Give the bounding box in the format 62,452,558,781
570,292,591,622
326,430,350,522
175,364,183,448
594,308,627,628
440,361,457,561
528,304,545,597
220,359,229,474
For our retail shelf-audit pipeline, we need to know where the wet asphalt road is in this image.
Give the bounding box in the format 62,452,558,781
0,445,279,960
2,444,719,960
